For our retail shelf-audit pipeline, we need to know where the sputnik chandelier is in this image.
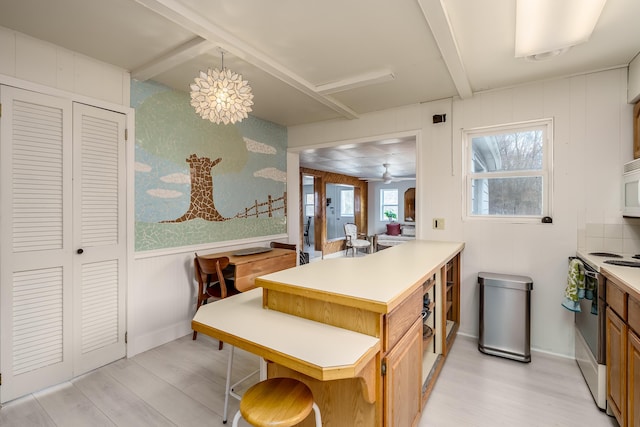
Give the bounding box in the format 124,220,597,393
190,51,254,125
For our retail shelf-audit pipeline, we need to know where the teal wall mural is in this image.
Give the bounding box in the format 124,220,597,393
132,80,287,252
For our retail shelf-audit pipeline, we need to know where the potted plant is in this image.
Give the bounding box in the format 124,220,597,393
384,210,401,236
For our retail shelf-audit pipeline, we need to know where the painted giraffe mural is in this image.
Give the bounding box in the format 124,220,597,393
163,154,226,222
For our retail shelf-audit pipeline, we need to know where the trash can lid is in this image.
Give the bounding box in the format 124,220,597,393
478,272,533,290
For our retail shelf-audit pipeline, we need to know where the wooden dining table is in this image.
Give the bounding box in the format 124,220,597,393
200,247,297,292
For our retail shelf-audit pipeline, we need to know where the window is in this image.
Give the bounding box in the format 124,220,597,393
305,193,314,217
464,119,553,220
380,189,399,221
340,189,354,216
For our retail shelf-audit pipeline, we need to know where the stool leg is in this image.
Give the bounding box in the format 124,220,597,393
223,345,235,424
231,410,242,427
312,402,322,426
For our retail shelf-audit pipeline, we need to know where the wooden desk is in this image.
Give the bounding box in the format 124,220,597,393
201,247,296,292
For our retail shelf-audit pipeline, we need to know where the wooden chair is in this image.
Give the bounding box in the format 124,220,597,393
344,223,371,256
303,216,311,246
270,241,309,265
270,241,296,251
231,378,322,427
192,253,238,346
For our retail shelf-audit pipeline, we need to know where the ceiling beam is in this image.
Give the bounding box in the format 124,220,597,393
133,0,359,119
131,36,214,81
316,70,396,95
417,0,473,99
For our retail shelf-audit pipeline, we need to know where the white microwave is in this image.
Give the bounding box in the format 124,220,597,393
624,158,640,217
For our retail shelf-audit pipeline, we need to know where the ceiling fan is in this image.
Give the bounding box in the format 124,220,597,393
361,163,415,184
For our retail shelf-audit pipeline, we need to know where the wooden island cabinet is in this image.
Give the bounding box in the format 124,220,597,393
257,240,464,426
602,269,640,427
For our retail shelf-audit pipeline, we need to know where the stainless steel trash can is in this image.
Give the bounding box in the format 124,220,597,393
478,272,533,363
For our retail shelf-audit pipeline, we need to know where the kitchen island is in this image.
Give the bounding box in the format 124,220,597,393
192,239,464,427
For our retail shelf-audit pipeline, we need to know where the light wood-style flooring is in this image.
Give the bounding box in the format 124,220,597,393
0,334,618,426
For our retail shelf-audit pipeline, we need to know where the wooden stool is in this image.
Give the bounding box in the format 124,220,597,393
231,377,322,427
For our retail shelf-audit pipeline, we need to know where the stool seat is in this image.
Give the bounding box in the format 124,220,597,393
237,378,316,427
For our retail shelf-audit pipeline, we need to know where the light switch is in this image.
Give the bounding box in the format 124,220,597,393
433,218,445,230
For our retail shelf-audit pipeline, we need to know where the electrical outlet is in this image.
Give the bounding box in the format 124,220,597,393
433,218,445,230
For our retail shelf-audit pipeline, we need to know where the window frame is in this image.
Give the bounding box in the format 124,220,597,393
304,193,314,217
380,188,399,221
340,188,354,217
462,118,553,222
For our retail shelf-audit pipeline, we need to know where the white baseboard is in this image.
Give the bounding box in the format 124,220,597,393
456,331,574,360
127,321,192,357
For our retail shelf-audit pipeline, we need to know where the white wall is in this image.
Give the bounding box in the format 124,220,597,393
368,180,416,235
0,27,130,106
289,68,634,357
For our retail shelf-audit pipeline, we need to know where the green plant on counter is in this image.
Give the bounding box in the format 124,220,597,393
384,210,397,222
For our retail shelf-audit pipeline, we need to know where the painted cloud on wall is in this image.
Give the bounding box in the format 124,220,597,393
132,79,288,252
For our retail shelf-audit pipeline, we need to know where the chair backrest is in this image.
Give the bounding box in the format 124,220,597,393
304,217,311,234
270,241,296,251
270,241,310,265
194,254,231,298
344,223,358,240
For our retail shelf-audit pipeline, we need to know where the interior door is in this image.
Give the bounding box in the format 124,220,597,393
72,103,126,376
0,88,127,402
0,86,74,402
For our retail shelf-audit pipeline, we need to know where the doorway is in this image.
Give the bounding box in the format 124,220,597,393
326,183,355,240
302,174,318,258
297,134,417,256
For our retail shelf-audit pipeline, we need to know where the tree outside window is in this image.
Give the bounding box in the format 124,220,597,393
465,119,553,219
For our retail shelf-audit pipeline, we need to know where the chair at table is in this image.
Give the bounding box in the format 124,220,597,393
303,216,311,246
270,241,296,251
192,253,238,346
193,253,258,424
270,241,309,265
344,223,371,256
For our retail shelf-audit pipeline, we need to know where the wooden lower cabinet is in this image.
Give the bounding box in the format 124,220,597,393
607,306,627,425
604,275,640,427
384,318,422,427
629,330,640,427
260,245,464,426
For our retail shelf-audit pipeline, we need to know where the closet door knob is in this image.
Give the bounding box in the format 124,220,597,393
77,248,84,254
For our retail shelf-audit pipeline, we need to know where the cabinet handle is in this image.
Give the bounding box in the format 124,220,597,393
77,248,84,254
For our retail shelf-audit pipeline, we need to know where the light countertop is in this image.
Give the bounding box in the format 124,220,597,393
257,239,464,313
191,289,380,381
601,264,640,299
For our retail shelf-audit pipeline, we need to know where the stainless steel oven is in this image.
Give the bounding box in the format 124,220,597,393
573,255,607,411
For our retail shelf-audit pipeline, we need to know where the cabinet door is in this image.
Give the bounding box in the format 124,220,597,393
384,318,422,427
629,330,640,427
607,307,627,426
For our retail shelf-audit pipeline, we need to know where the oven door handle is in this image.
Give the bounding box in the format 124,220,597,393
584,270,598,279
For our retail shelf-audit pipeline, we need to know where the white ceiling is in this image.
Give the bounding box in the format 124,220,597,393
300,137,417,181
2,0,638,178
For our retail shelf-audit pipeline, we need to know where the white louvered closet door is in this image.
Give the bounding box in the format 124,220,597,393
0,88,127,403
72,103,126,377
0,86,74,402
